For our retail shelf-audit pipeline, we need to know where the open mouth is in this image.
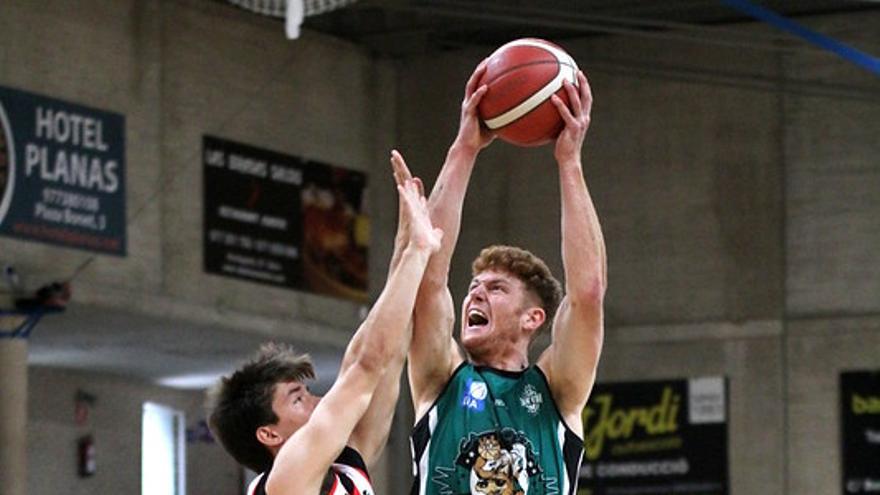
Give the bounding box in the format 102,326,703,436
467,308,489,327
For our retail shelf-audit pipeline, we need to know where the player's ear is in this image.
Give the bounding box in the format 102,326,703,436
521,306,545,334
256,425,284,448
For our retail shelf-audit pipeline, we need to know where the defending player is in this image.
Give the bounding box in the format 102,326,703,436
207,153,441,495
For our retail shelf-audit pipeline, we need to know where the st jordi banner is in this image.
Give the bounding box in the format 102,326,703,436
579,377,729,495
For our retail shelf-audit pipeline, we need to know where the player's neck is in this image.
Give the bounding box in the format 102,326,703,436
468,348,529,372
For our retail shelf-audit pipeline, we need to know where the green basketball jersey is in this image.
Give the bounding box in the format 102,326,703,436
410,363,584,495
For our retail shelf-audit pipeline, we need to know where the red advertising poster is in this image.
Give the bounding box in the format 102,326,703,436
203,135,368,302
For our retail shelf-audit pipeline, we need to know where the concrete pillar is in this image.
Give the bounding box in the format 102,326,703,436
0,332,28,495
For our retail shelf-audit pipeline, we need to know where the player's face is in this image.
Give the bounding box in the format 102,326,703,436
461,269,533,360
269,380,320,441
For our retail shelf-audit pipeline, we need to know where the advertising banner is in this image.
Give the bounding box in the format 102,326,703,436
841,370,880,494
203,136,368,302
0,85,126,255
579,377,728,495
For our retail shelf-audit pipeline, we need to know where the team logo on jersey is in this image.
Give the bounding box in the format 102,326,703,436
461,378,488,411
519,384,543,416
456,429,541,495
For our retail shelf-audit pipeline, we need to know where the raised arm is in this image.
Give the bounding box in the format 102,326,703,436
346,154,425,466
266,175,441,495
537,71,607,436
408,61,497,419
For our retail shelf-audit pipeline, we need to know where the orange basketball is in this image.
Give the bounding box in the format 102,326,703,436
477,38,579,147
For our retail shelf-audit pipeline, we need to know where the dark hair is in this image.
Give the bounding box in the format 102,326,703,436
206,342,315,473
472,245,563,338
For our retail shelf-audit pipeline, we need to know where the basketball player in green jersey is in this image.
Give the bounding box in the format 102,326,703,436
404,61,606,495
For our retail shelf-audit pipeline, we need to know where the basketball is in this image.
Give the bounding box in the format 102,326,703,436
477,38,579,147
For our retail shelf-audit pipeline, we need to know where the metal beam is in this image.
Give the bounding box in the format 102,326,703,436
721,0,880,76
380,0,818,53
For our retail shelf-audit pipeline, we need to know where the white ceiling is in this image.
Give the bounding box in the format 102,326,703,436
27,302,344,392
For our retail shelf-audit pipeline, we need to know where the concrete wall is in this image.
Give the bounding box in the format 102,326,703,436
782,13,880,495
0,0,165,299
785,16,880,317
0,0,393,341
786,317,880,494
600,321,785,494
159,0,396,326
27,366,235,495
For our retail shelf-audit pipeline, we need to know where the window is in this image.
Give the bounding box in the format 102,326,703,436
142,402,186,495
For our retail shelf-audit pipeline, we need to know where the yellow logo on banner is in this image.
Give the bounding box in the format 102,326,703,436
852,394,880,414
582,387,681,460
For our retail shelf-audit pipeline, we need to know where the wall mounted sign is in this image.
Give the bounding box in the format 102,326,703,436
0,85,126,255
203,135,368,301
580,377,729,495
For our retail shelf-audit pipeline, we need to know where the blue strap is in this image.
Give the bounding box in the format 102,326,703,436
0,312,43,339
0,307,63,339
721,0,880,76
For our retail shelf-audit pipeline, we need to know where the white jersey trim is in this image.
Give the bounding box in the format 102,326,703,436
417,408,439,495
247,472,264,495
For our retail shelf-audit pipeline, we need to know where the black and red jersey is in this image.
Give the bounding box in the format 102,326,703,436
248,446,373,495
